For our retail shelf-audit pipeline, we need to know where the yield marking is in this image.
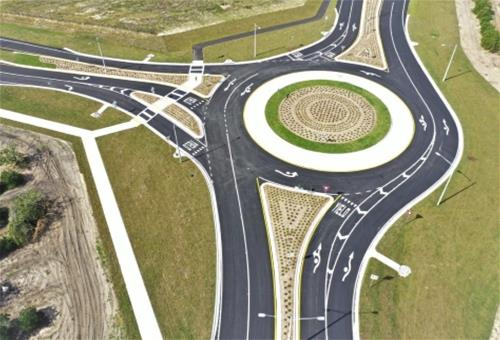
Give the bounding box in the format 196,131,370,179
360,70,381,78
378,187,388,195
73,76,90,81
341,252,354,282
419,115,427,131
274,169,298,178
312,243,322,274
224,79,237,92
355,206,367,215
240,83,253,96
64,84,73,91
443,119,450,136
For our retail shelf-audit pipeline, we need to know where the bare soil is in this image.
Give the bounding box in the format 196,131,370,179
0,125,118,339
455,0,500,92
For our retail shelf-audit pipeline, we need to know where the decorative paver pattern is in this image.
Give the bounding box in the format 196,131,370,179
260,183,333,340
337,0,387,69
131,91,203,137
278,85,376,143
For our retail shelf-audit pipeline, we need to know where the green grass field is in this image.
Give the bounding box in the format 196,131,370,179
0,0,334,62
0,49,55,68
0,118,140,339
264,80,391,153
97,126,216,339
359,0,500,338
0,86,130,130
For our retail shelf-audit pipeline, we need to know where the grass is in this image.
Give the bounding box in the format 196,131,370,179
0,49,55,68
264,80,391,153
0,86,130,130
97,126,216,339
359,0,500,338
204,0,336,62
0,118,140,339
0,0,333,62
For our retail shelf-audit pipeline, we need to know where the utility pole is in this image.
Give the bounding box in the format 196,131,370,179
173,124,181,163
437,171,454,206
442,44,458,82
96,37,107,74
254,24,260,58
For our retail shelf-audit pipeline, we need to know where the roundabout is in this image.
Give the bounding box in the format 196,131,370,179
244,71,415,172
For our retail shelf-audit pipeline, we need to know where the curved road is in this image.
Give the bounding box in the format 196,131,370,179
0,0,462,339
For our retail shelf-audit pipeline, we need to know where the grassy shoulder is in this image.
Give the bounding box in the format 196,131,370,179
0,0,331,62
97,126,216,339
204,0,336,62
0,118,140,339
0,86,130,130
0,49,55,68
359,0,500,339
265,80,391,153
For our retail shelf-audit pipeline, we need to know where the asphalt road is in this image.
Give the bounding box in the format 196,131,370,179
0,0,462,338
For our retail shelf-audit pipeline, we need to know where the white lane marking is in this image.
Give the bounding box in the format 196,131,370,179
360,70,381,78
73,75,90,81
419,115,427,131
224,78,237,92
274,169,298,178
225,133,251,340
64,84,73,91
435,151,452,165
443,119,450,136
341,252,354,282
240,83,253,96
313,243,322,274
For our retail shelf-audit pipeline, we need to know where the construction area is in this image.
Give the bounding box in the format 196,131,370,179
0,126,118,339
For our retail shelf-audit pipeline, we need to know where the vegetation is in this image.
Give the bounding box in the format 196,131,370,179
473,0,500,52
0,86,130,130
0,314,10,340
0,0,334,62
360,0,500,338
265,80,391,153
18,307,43,334
0,49,56,68
97,126,215,339
0,118,140,338
0,144,25,167
9,190,45,245
0,207,8,228
0,170,24,193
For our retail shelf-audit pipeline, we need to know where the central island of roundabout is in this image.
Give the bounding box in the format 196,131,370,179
244,71,415,172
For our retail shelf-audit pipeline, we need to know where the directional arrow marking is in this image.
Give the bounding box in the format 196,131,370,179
341,252,354,282
274,169,298,178
313,243,322,274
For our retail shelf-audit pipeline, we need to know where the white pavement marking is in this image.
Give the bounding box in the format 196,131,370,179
341,252,354,282
313,243,322,274
274,169,298,178
0,108,163,340
243,71,415,172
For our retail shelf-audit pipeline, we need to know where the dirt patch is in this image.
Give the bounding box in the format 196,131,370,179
337,0,386,69
455,0,500,92
0,126,118,338
278,85,376,143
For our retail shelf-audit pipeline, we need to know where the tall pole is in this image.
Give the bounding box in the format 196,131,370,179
173,124,181,163
442,44,458,82
96,37,107,74
437,171,454,206
253,23,259,58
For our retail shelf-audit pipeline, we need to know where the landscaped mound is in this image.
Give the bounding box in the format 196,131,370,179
265,80,391,153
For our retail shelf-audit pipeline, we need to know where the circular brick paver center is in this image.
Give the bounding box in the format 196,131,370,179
278,86,377,143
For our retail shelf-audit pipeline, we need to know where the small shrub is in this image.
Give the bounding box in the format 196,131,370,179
0,145,25,167
0,207,8,228
473,0,500,52
18,307,42,333
0,170,24,191
9,190,45,245
0,237,18,257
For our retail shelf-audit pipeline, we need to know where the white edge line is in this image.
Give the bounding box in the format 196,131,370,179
351,13,464,340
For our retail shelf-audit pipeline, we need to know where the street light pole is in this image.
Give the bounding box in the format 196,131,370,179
254,23,260,58
437,171,454,206
96,37,107,74
442,43,458,82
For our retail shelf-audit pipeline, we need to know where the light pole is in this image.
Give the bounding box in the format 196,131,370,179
442,43,458,82
254,23,261,58
96,37,107,74
257,313,324,321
